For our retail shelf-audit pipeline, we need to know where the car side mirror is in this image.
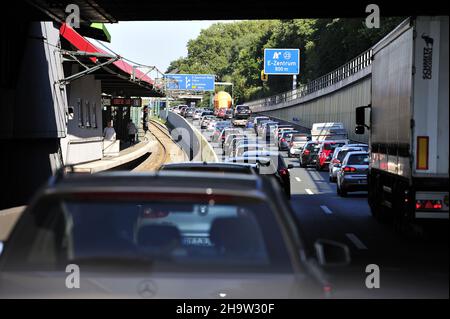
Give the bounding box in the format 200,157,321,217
355,125,365,135
287,164,294,169
314,239,351,267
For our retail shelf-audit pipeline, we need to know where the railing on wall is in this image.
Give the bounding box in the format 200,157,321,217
247,49,372,109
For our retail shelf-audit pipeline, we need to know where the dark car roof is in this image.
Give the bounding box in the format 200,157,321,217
160,162,257,174
48,171,266,197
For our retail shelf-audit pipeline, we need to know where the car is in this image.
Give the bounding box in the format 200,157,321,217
0,171,350,298
207,119,218,131
219,128,241,148
217,108,227,119
278,130,300,151
232,105,251,126
276,126,295,139
185,107,195,118
173,104,188,114
257,120,276,136
336,151,370,196
299,141,320,168
227,151,293,199
223,133,246,156
233,143,269,158
288,134,309,158
345,143,369,151
261,122,279,143
328,145,368,182
224,136,250,157
180,106,188,117
193,109,204,120
224,109,233,120
200,115,216,129
315,140,348,171
253,116,270,134
210,121,232,142
160,162,258,175
200,110,214,117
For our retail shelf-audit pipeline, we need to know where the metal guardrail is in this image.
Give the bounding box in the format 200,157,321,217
247,49,372,109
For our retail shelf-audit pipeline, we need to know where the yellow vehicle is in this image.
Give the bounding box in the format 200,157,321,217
213,91,232,118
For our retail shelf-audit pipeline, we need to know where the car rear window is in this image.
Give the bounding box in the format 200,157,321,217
305,143,317,151
347,154,369,165
292,136,308,142
2,196,293,274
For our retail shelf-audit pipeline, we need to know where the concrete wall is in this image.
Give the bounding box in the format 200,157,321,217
166,111,199,161
0,22,67,209
250,68,372,143
165,111,217,162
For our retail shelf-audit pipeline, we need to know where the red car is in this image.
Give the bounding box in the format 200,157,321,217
316,140,348,171
217,108,227,118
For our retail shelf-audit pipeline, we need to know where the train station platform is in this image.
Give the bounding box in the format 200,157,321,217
71,132,157,174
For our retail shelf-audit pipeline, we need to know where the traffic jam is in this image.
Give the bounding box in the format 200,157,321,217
0,4,448,303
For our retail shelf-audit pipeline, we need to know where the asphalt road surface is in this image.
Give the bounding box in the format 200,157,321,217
190,117,449,298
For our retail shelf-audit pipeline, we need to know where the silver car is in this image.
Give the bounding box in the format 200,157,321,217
328,146,368,182
336,151,370,196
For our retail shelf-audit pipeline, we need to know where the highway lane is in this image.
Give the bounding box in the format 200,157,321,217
191,117,448,298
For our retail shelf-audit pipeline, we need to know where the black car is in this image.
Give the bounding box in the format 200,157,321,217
299,141,320,168
234,105,251,119
0,171,350,298
160,162,258,175
226,151,293,199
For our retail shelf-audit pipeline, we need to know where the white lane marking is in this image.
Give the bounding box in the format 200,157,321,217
305,188,314,195
345,233,368,250
295,177,302,182
320,205,333,215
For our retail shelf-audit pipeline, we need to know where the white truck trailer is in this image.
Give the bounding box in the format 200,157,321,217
355,16,449,232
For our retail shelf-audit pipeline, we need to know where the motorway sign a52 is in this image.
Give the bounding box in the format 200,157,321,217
264,48,300,75
165,74,215,91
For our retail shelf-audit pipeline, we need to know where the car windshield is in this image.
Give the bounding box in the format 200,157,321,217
292,136,308,142
347,154,369,165
2,196,293,273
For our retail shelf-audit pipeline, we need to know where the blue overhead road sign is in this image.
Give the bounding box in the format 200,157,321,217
165,74,215,91
264,49,300,75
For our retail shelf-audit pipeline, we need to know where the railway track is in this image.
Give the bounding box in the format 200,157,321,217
133,120,185,171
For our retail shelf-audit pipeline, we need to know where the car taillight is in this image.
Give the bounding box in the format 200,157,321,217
304,149,310,155
343,166,356,172
332,159,340,164
279,168,289,176
415,200,443,210
281,138,286,142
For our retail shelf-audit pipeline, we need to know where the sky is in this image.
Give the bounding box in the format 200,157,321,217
98,21,238,75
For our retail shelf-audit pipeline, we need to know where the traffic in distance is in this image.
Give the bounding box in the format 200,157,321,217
0,13,447,300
